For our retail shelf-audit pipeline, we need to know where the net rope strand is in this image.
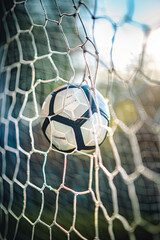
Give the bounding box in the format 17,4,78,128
0,0,160,240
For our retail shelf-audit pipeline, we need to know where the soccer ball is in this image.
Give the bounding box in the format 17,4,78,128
41,84,110,153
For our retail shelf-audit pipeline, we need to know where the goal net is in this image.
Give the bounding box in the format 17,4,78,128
0,0,160,239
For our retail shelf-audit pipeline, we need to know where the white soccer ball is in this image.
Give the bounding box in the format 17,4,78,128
41,85,110,152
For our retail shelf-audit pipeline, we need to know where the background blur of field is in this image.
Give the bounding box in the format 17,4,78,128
0,0,160,240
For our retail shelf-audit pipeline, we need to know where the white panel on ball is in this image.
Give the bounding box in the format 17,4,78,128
46,121,77,151
54,88,89,120
80,113,107,146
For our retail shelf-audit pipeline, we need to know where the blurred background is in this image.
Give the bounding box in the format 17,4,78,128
0,0,160,239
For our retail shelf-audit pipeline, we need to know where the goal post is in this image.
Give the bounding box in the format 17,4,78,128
0,0,160,240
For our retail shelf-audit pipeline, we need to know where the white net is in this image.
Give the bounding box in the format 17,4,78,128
0,0,160,240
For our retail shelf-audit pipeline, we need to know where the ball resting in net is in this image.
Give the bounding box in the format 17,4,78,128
41,84,110,153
